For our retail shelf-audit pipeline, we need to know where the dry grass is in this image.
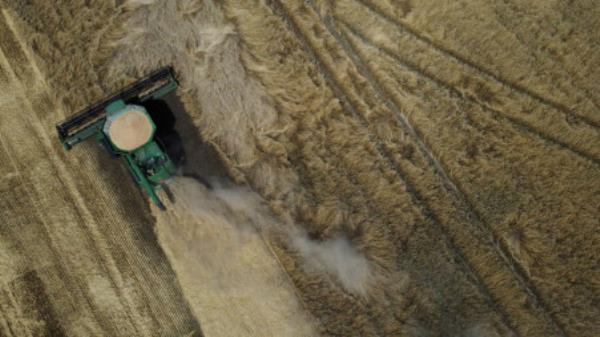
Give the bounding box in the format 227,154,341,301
0,0,598,336
328,2,600,336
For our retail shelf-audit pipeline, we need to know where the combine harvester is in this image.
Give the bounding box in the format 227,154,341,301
56,67,184,210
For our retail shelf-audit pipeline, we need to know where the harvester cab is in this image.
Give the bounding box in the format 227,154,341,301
56,67,184,210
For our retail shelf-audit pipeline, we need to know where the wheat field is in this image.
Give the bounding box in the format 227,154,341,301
0,1,598,337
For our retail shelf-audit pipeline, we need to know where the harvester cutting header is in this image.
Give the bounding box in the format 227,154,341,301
56,67,184,210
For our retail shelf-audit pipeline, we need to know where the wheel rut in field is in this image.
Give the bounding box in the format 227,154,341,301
321,10,568,337
266,0,530,335
338,0,600,164
336,20,599,166
317,1,597,336
360,0,600,129
266,1,578,336
1,1,597,336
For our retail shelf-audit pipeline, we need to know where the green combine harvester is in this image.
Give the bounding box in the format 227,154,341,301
56,67,184,210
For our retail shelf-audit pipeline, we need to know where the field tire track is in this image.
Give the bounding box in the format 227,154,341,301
359,0,600,130
265,1,533,336
325,9,568,336
259,2,401,335
317,6,570,337
337,19,599,166
489,2,600,116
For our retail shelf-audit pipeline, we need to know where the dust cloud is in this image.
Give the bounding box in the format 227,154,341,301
153,177,318,336
291,234,373,296
166,176,374,296
210,180,374,296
